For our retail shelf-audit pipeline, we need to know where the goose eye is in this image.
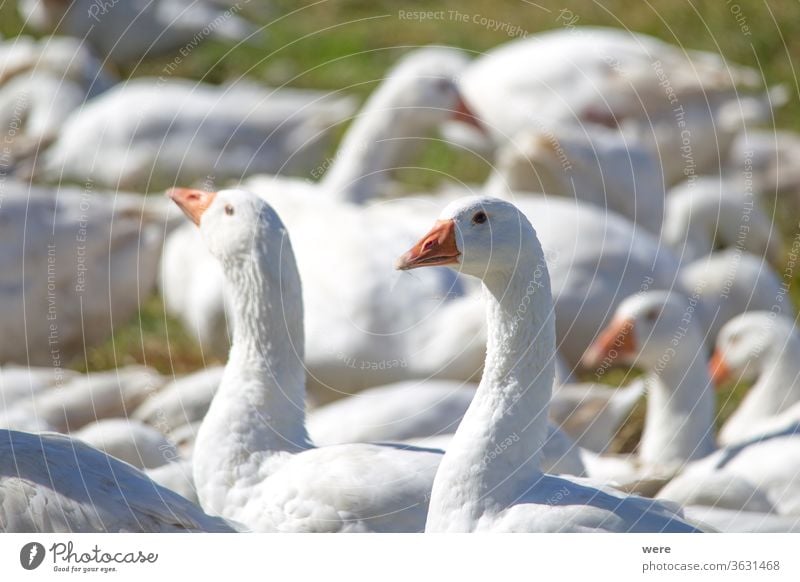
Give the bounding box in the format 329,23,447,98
472,211,487,225
225,204,235,216
644,309,659,323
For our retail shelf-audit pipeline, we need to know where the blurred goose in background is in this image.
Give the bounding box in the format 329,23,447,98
727,129,800,197
397,196,700,532
171,188,443,532
0,366,78,409
0,36,114,168
18,0,258,67
0,182,168,365
679,251,791,344
0,429,236,532
582,292,717,478
31,78,356,191
711,312,800,444
133,366,224,434
1,367,165,433
308,380,586,477
584,292,800,514
453,27,775,185
663,177,782,266
485,124,665,234
0,35,112,90
73,418,179,470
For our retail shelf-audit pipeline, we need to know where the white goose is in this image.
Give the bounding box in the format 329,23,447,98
0,429,236,532
1,36,113,168
1,367,165,433
170,187,442,532
33,78,356,191
710,312,800,444
663,177,782,266
485,124,665,234
74,418,179,470
18,0,257,66
582,292,720,475
0,182,167,365
457,27,769,184
584,293,800,515
308,380,586,477
396,196,699,532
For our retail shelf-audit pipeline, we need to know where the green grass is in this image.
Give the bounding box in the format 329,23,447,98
3,0,799,443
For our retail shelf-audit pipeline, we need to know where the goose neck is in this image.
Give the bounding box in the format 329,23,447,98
639,340,716,468
426,248,555,530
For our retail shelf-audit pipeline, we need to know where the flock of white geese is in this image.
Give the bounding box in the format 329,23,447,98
2,2,800,532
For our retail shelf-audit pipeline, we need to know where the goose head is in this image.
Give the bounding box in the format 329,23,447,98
582,291,703,373
167,187,287,267
395,195,539,279
381,47,482,132
709,312,798,386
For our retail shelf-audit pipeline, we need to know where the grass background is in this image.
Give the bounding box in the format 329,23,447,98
2,0,798,449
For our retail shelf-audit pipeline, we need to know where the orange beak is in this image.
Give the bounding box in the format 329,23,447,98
396,219,460,271
452,94,486,134
708,349,732,387
167,188,216,226
581,318,637,369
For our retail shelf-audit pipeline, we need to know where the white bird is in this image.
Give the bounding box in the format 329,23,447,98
307,381,476,446
0,365,78,408
0,181,168,365
1,367,165,433
146,459,197,504
396,196,700,532
170,187,443,532
308,380,586,477
74,418,179,470
663,177,782,266
485,124,665,234
0,429,236,532
32,78,357,191
710,312,800,444
18,0,257,66
678,251,791,343
133,366,225,434
456,27,769,184
0,35,112,90
584,292,800,514
1,36,113,168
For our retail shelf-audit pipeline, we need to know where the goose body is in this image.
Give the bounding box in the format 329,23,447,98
309,381,586,477
18,0,256,66
2,367,164,434
1,36,113,170
33,78,356,191
458,27,764,184
397,196,699,532
0,182,167,365
0,430,236,532
74,419,179,470
486,125,665,234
